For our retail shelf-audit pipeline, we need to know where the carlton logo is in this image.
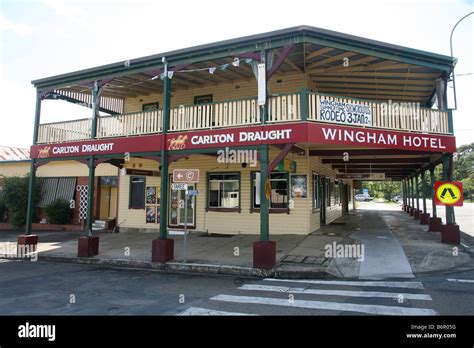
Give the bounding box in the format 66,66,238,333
37,146,51,158
168,135,188,150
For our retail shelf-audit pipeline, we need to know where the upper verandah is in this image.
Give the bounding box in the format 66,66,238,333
31,26,457,144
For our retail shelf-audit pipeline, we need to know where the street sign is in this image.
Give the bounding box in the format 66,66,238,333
187,190,199,196
171,183,188,191
434,181,463,206
173,169,199,183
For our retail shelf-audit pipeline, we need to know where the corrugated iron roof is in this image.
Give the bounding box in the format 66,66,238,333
0,146,30,162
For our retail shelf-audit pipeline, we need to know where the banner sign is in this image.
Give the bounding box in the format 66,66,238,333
31,122,456,159
307,123,456,153
31,134,162,159
319,99,371,126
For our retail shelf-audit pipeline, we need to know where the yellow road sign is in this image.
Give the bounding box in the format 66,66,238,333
435,182,462,206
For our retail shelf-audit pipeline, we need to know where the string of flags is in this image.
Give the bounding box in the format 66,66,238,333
85,57,258,92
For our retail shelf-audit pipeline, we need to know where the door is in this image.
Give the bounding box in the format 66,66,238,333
341,184,349,213
169,183,196,227
320,176,326,225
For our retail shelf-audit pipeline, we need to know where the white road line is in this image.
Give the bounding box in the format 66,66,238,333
263,278,424,289
447,278,474,283
239,284,432,301
177,307,256,316
211,295,437,316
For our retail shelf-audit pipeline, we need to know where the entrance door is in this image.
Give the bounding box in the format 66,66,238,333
99,186,118,220
169,183,196,227
320,176,326,225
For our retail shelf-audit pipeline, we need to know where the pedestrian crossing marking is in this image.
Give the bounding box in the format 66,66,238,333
263,278,425,289
211,294,437,316
177,307,256,316
239,284,432,301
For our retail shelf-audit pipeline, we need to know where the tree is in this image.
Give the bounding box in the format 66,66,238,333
1,176,40,228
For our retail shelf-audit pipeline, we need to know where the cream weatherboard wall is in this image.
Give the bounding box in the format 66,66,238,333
117,148,351,235
0,161,118,178
123,72,308,113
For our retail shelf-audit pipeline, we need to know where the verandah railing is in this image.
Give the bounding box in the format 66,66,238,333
36,91,450,144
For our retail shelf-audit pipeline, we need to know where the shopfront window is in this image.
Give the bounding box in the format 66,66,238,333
208,173,240,209
252,172,288,209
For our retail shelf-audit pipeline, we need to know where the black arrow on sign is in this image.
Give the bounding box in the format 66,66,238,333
440,187,457,199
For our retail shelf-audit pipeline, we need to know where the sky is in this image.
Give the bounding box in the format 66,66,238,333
0,0,473,149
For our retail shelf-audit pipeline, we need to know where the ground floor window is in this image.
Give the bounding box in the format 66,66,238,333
208,173,240,209
335,180,340,205
252,172,288,209
129,176,145,209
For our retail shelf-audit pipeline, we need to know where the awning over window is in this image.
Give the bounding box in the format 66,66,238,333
38,177,77,208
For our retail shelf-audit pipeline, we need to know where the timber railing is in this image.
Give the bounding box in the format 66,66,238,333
36,91,451,144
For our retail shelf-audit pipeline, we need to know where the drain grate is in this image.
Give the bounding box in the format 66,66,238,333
281,255,328,265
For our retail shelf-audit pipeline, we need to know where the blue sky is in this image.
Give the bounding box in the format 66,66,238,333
0,0,473,148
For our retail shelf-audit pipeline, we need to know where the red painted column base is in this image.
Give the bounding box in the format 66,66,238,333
428,217,442,232
409,207,415,216
78,236,99,257
152,238,174,263
419,213,430,225
405,205,410,213
17,235,38,256
253,241,276,270
440,224,460,244
414,209,421,219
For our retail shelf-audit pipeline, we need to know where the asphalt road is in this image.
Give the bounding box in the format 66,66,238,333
0,260,473,316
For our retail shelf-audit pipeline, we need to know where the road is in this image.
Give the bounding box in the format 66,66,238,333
0,260,473,316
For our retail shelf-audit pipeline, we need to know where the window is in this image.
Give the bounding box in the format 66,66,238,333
129,176,145,209
194,94,213,105
252,172,288,209
142,102,160,111
335,180,340,205
313,173,320,210
208,173,240,209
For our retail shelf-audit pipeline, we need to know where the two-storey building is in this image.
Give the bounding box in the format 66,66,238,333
21,26,457,268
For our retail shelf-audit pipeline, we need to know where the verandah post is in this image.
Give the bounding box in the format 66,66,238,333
259,145,269,242
153,57,174,263
422,170,427,213
430,166,437,218
442,156,456,225
18,91,42,251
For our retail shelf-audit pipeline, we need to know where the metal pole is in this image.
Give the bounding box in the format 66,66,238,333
259,145,269,241
449,11,474,111
442,155,456,224
183,189,187,263
421,171,427,213
25,160,36,235
430,166,437,218
86,156,96,237
159,58,171,240
415,174,420,211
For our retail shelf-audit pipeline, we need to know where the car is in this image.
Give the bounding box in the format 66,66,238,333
355,194,373,202
392,196,402,203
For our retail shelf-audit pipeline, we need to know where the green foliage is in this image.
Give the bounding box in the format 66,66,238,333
358,181,401,201
454,142,474,201
45,198,73,225
1,176,39,228
0,192,7,222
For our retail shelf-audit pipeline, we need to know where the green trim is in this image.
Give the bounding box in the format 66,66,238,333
429,166,437,217
259,145,269,241
0,160,31,164
24,160,36,235
33,93,42,145
86,156,95,236
300,87,309,121
447,109,454,133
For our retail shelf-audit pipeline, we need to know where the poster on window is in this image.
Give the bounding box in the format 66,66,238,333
291,174,307,198
146,206,156,223
319,98,372,126
146,186,157,204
